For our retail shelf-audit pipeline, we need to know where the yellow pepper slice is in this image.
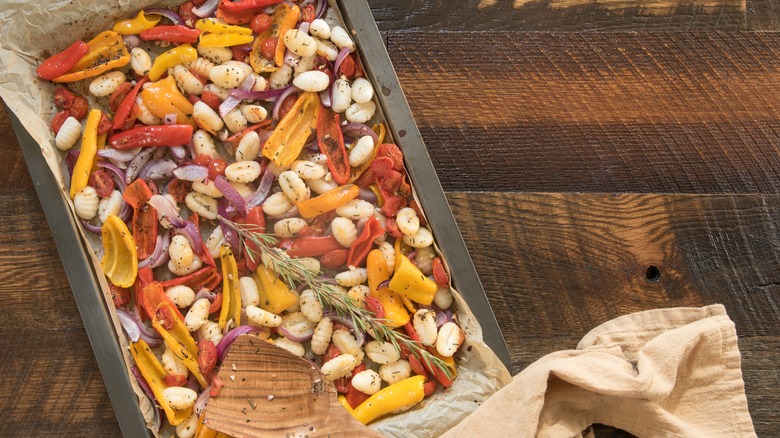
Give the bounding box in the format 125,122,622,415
368,184,384,208
295,184,360,219
195,18,253,35
218,246,242,330
100,215,138,288
113,10,161,34
262,91,321,166
70,109,101,198
252,264,298,314
130,340,192,426
52,31,130,83
274,4,300,67
152,306,208,389
140,76,195,125
148,43,197,81
367,249,409,327
249,4,299,73
350,376,426,424
199,32,254,48
389,239,438,305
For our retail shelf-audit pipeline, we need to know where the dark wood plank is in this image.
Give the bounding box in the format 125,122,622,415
388,32,780,193
369,0,746,31
0,100,33,190
746,0,780,30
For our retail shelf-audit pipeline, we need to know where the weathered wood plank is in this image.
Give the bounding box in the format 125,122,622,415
388,32,780,193
368,0,746,31
0,101,33,190
746,0,780,30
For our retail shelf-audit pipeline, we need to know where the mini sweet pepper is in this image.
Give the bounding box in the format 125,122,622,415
252,264,298,314
113,10,162,34
388,239,438,305
130,339,192,426
218,246,242,330
148,43,198,81
69,109,101,198
100,215,138,288
262,91,321,166
52,31,130,83
349,375,426,425
295,184,359,219
367,249,409,327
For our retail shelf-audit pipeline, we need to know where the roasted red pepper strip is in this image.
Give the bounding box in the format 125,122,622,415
347,216,385,267
109,125,194,149
284,235,343,258
189,213,216,267
134,266,154,320
197,340,218,383
431,257,449,288
219,0,281,14
141,282,185,321
317,107,350,185
122,179,158,260
36,40,89,80
320,249,349,269
113,76,148,130
232,206,266,270
160,266,222,291
139,25,201,44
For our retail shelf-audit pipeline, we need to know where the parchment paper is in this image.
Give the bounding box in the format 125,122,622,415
0,1,511,436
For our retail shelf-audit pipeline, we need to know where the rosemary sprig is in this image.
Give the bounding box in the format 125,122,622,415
219,217,455,380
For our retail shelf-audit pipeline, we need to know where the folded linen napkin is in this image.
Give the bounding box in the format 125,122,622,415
443,305,756,437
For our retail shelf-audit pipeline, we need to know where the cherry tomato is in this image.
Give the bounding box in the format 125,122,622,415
50,110,70,134
69,95,89,121
54,87,75,109
209,292,223,314
338,54,356,78
193,154,212,167
431,257,449,288
200,90,221,111
163,374,189,387
423,380,438,397
384,217,404,238
231,45,250,63
198,340,218,382
300,4,316,23
97,112,112,135
109,82,133,113
377,143,404,171
260,37,277,61
156,305,176,330
178,1,198,26
88,169,115,197
250,13,272,34
208,158,228,180
110,284,131,308
379,195,406,217
167,178,191,203
377,171,403,193
278,93,298,119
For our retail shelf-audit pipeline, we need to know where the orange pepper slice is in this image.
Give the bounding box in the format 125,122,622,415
52,31,130,83
295,184,360,219
100,215,138,288
262,91,321,166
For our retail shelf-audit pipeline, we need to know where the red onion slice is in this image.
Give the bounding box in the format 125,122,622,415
284,48,302,68
319,88,332,108
126,148,155,184
214,175,249,217
170,145,187,163
144,8,184,25
278,325,314,343
341,123,379,143
173,220,204,256
377,279,391,290
138,231,172,268
192,0,220,18
116,308,142,342
219,74,256,118
139,159,177,181
272,86,298,120
172,164,209,182
315,0,327,19
148,195,186,228
279,313,316,342
246,169,276,208
230,87,287,101
97,147,140,162
357,187,377,204
163,113,177,125
435,309,452,328
195,288,217,303
267,205,300,220
122,34,141,49
217,325,262,361
194,385,211,416
333,47,351,78
81,220,102,234
66,150,79,177
96,161,128,193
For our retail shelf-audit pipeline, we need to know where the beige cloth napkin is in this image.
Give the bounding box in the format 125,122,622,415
443,305,756,438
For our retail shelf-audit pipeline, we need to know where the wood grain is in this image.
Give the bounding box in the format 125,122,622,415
746,0,780,30
387,32,780,193
205,337,383,437
368,0,746,31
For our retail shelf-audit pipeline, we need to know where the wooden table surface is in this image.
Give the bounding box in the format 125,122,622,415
2,0,779,436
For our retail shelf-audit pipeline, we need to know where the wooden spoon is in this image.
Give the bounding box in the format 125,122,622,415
203,334,385,437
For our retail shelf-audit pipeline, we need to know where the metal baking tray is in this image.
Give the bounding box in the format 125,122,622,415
11,0,511,435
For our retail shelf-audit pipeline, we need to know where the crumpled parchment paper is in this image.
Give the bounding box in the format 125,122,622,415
0,1,511,436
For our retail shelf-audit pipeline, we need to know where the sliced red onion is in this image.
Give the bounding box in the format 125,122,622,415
284,49,302,68
186,140,197,160
315,0,327,19
333,47,351,78
66,150,80,177
217,325,261,361
122,34,141,49
81,220,102,234
246,169,276,208
278,325,314,342
272,86,298,120
230,87,286,101
172,164,208,182
435,309,453,328
173,220,204,256
138,159,177,181
97,161,128,192
119,202,133,223
267,205,299,220
195,288,217,302
169,145,187,164
377,279,391,290
187,375,199,392
298,21,310,33
194,385,211,416
108,157,128,170
214,175,248,217
217,201,240,252
319,88,332,108
192,0,220,17
130,307,164,348
323,310,355,331
341,123,379,143
131,365,156,404
164,113,177,125
149,195,186,228
116,308,141,342
357,187,377,204
126,148,155,183
219,74,256,118
138,232,171,268
144,8,184,25
98,147,140,162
